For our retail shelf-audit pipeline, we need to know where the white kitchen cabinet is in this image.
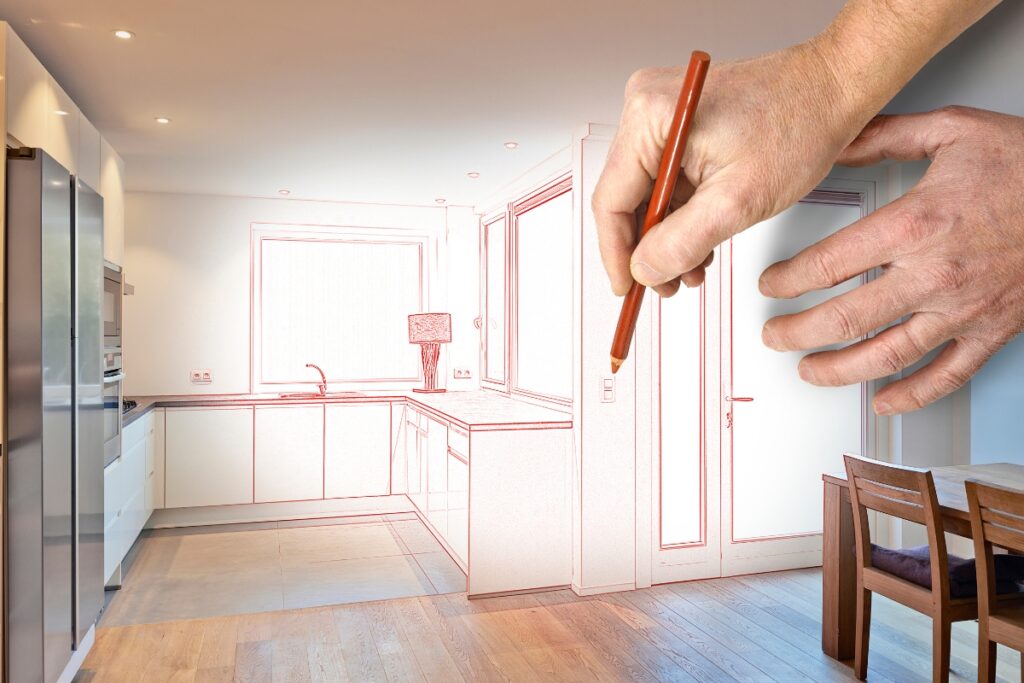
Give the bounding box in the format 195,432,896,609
145,409,165,513
99,138,125,265
425,416,448,536
446,449,469,566
105,411,156,582
44,76,79,174
102,448,126,582
5,28,47,148
165,407,254,508
324,403,391,499
254,405,324,503
77,113,101,190
406,408,426,511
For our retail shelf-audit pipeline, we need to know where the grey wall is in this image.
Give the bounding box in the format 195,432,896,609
883,1,1024,467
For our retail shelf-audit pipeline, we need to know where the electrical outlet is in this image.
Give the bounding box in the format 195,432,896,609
453,368,472,379
190,369,213,385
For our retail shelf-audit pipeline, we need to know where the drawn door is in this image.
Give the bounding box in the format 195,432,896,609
720,196,867,575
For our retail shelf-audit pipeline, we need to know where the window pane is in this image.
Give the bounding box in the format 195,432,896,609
260,238,423,383
660,291,703,547
515,190,572,400
484,218,506,383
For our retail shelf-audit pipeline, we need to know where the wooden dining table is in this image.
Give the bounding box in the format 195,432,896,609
821,462,1024,661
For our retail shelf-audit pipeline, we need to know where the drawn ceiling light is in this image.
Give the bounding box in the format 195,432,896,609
408,313,451,393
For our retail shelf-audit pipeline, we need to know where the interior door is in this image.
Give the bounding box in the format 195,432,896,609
720,197,867,575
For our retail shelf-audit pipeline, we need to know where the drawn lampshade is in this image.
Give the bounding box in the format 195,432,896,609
408,313,451,393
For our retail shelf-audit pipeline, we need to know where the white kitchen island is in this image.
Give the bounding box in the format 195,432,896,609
122,391,572,597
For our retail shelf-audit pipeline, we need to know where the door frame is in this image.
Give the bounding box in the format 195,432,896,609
636,169,895,587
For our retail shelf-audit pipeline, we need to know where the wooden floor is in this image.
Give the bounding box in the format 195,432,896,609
77,567,1023,682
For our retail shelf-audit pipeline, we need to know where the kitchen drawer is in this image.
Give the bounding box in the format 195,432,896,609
122,411,151,452
448,424,469,459
446,449,468,567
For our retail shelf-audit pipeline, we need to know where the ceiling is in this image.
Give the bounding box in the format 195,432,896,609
0,0,843,207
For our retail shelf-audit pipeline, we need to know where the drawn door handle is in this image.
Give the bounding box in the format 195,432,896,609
473,316,482,330
725,396,754,402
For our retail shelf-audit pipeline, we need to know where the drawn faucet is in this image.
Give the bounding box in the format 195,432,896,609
306,363,328,396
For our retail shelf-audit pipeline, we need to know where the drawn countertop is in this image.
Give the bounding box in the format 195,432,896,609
122,390,572,432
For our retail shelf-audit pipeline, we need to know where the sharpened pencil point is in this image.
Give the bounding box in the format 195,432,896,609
611,357,623,374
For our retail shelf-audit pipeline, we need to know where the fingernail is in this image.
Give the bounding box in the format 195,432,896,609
874,400,894,416
759,274,776,297
631,261,667,285
762,325,780,350
798,362,817,384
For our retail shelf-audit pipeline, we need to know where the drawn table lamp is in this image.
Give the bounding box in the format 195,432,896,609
408,313,451,393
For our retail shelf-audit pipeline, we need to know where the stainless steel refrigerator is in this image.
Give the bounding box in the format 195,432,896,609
5,148,105,683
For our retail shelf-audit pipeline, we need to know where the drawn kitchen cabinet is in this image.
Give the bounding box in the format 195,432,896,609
425,415,449,538
165,407,254,508
254,404,324,503
446,431,469,568
324,402,391,499
405,407,427,512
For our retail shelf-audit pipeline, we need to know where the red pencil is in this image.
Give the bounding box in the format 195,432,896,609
610,50,710,374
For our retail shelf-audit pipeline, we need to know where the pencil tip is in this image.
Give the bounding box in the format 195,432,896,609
610,357,623,374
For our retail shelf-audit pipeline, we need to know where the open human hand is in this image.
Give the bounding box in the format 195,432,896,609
759,106,1024,415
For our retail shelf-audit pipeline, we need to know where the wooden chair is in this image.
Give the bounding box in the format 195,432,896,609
966,479,1024,683
844,454,979,682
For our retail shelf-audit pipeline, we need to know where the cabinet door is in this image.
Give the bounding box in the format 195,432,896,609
102,456,125,581
44,76,79,173
406,412,425,511
446,450,469,566
5,30,48,148
121,434,148,553
77,114,101,190
254,405,324,503
145,409,165,512
324,403,390,499
165,407,254,508
426,417,448,535
99,139,125,265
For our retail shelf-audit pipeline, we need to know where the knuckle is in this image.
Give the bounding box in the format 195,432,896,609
871,338,907,376
624,68,654,96
921,258,971,293
806,248,843,289
826,299,862,340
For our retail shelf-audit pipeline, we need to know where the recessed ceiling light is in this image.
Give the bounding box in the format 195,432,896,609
278,189,291,196
154,117,171,124
54,109,69,116
434,198,446,205
504,141,519,149
113,29,134,40
466,171,480,179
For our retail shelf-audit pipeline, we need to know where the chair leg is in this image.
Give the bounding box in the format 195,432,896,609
854,587,871,680
977,617,997,683
932,615,952,683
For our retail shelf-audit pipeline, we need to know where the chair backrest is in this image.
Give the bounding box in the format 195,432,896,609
843,454,950,597
966,479,1024,615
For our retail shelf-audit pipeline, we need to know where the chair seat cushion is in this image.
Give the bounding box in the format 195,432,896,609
870,544,1024,598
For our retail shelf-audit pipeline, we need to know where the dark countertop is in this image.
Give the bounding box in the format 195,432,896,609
123,390,573,432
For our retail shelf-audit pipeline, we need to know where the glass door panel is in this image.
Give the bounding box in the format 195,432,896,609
482,217,507,386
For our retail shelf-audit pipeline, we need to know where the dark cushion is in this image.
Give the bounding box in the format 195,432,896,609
871,544,1024,598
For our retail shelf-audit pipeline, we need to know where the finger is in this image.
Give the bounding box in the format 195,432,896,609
796,313,948,387
759,199,912,299
593,130,657,296
871,337,994,415
762,271,921,351
837,110,960,167
631,175,757,286
653,277,681,298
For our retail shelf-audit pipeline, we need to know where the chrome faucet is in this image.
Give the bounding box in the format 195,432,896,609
306,363,328,396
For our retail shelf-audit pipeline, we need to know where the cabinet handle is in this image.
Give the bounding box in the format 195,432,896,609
725,396,754,402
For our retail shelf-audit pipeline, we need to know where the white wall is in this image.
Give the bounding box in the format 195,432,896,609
123,192,460,396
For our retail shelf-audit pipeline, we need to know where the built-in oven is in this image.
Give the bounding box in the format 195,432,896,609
103,349,124,467
103,264,122,348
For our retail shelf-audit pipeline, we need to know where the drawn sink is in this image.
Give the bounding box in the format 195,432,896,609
277,391,365,400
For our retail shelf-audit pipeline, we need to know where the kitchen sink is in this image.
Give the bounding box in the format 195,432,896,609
277,391,365,399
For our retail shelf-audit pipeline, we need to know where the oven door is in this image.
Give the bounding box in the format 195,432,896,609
103,372,124,467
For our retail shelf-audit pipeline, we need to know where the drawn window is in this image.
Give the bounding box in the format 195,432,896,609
512,179,573,403
254,230,425,389
481,216,507,387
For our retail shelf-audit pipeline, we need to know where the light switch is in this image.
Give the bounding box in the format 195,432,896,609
600,376,615,403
